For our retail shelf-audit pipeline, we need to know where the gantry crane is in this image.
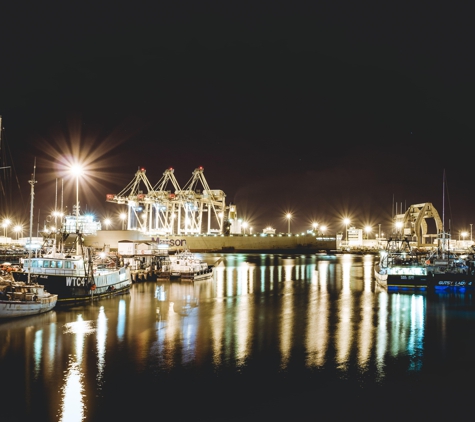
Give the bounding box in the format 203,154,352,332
174,166,226,234
106,167,156,232
106,166,227,235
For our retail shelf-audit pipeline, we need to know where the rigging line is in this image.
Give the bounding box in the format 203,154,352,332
0,125,26,211
444,171,453,231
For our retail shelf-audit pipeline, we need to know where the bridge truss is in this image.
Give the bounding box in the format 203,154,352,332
106,167,227,235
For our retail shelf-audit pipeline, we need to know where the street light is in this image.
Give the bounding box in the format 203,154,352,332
120,212,127,230
14,224,22,240
2,218,11,238
52,210,63,230
364,226,372,239
70,164,83,232
242,221,248,235
395,221,403,235
286,213,292,235
104,218,111,230
312,222,319,234
462,231,468,244
343,218,350,245
320,225,327,236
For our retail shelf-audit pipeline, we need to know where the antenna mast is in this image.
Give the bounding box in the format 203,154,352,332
28,158,37,284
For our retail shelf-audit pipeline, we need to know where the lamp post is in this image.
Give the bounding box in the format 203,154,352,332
471,224,473,242
52,210,63,231
104,218,111,230
312,222,318,234
378,223,381,239
70,164,82,232
364,226,372,240
343,218,350,245
396,221,403,235
320,225,327,236
286,213,292,235
120,212,127,230
2,219,11,238
242,221,248,235
14,224,22,240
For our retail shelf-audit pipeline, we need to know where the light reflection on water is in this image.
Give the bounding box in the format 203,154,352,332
1,253,475,421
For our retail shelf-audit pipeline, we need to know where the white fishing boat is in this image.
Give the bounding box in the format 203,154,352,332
0,276,57,319
374,236,428,290
157,249,214,282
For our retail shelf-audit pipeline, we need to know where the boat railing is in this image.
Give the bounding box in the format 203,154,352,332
26,267,86,277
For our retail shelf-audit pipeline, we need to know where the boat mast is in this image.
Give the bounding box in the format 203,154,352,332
27,158,37,284
442,169,446,259
61,178,64,254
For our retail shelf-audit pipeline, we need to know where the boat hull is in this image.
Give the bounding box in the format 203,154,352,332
386,274,428,291
428,273,475,290
0,296,57,319
374,265,388,288
374,263,427,291
158,268,214,282
11,268,132,304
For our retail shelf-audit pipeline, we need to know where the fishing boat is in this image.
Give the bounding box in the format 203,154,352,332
374,236,428,290
0,276,57,319
425,246,475,290
11,163,132,303
157,249,214,282
12,232,133,304
425,170,475,290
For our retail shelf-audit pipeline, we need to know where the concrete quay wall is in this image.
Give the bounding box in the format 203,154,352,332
84,230,337,253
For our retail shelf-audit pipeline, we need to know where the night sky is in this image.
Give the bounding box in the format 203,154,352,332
1,2,474,236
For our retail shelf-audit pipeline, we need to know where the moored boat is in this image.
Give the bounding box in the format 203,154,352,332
425,170,475,291
10,159,132,304
11,234,132,304
0,159,58,318
425,236,475,291
157,249,214,282
374,236,428,290
0,276,57,319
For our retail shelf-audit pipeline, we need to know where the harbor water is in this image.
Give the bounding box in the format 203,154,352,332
1,253,475,421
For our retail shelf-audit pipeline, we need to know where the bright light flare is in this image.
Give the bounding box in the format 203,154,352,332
70,164,83,177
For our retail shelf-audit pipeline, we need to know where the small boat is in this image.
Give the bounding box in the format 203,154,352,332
0,159,58,318
0,276,57,319
425,171,475,291
374,236,428,290
157,249,214,282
